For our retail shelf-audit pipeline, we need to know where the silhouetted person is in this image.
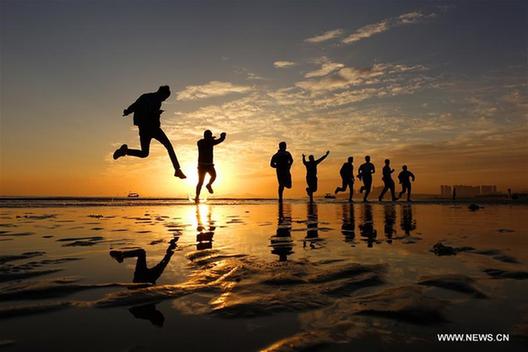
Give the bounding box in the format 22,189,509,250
335,157,355,202
400,204,416,236
398,165,415,201
341,203,355,243
359,204,377,247
196,204,215,250
109,239,176,327
383,204,396,244
113,86,186,179
270,202,293,261
357,156,375,202
195,130,226,202
379,159,397,202
303,151,330,203
270,142,294,202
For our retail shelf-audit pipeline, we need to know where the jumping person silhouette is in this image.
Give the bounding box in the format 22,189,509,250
379,159,397,202
334,156,354,202
270,142,294,202
195,130,226,202
303,151,330,203
357,156,375,202
398,165,416,202
113,86,186,179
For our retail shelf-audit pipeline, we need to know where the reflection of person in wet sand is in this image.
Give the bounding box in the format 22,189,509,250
270,202,293,261
398,165,416,202
109,239,177,327
304,202,321,248
113,86,187,179
335,157,355,202
357,156,375,203
195,130,226,202
359,204,377,247
303,151,330,203
270,142,294,202
400,204,416,236
196,205,215,250
109,239,177,284
379,159,397,202
383,204,396,244
341,203,355,243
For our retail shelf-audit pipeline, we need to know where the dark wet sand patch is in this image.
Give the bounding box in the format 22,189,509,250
0,251,46,265
136,230,151,234
149,239,164,245
0,302,72,319
431,242,520,264
418,274,486,298
483,268,528,280
0,232,34,237
42,235,54,238
0,269,62,283
90,227,104,231
57,236,104,247
16,214,56,220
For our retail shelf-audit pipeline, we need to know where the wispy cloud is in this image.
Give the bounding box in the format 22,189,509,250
273,60,296,68
305,29,344,43
304,58,344,78
176,81,252,101
342,11,432,44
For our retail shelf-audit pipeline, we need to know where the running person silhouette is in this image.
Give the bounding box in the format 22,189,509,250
270,142,294,202
113,86,186,179
334,156,354,202
303,151,330,203
379,159,397,201
398,165,416,202
357,155,375,202
195,130,226,202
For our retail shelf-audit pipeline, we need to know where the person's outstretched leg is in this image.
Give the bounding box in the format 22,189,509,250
278,185,284,202
206,167,216,194
335,178,347,194
195,169,206,202
349,182,354,202
390,183,397,201
153,129,186,179
124,131,152,158
379,185,387,201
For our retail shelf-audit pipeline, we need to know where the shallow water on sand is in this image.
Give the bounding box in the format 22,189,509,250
0,202,527,351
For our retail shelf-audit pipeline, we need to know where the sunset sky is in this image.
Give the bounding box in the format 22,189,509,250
1,0,527,197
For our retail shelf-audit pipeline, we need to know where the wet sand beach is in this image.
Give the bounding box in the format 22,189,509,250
0,200,527,351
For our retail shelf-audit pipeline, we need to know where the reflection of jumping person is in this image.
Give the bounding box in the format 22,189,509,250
357,156,375,202
398,165,416,202
113,86,186,179
335,157,354,202
303,151,330,203
195,130,226,202
270,142,294,202
379,159,397,201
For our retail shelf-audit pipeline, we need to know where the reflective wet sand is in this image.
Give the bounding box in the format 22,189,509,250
0,201,527,351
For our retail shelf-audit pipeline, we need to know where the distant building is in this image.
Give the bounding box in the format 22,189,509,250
453,185,480,198
481,185,497,194
440,185,452,197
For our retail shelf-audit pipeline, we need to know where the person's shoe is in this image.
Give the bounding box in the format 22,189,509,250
378,197,382,202
334,187,340,194
359,186,364,194
113,144,127,160
174,169,187,179
206,184,214,194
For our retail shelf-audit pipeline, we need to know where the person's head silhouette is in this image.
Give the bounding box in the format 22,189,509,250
279,141,287,151
157,85,171,100
385,159,390,165
204,130,213,139
309,155,315,162
402,164,408,170
348,156,353,163
365,155,371,162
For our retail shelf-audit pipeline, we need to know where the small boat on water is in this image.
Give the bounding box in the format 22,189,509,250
324,193,336,199
127,192,140,198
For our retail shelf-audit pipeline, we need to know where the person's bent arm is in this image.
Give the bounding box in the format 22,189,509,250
214,132,227,145
411,172,416,181
123,96,142,116
302,154,307,165
371,165,376,174
270,156,277,168
288,153,294,167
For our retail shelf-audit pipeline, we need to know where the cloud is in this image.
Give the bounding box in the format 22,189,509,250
176,81,252,101
304,59,345,78
296,63,425,92
305,29,344,43
342,11,431,44
273,61,296,68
